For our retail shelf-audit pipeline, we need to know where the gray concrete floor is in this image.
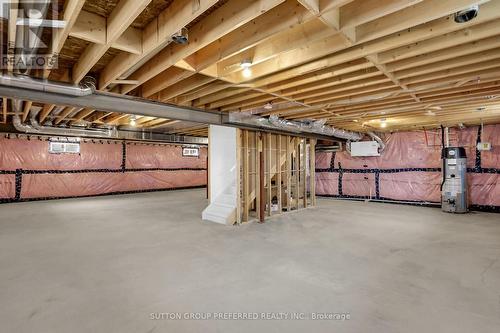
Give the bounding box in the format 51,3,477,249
0,189,499,333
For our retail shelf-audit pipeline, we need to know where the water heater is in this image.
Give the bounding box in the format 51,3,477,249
441,147,468,213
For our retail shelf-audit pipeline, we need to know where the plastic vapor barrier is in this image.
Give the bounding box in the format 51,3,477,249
0,136,207,203
316,125,500,212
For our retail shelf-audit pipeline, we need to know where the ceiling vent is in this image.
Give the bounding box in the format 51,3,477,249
454,5,479,23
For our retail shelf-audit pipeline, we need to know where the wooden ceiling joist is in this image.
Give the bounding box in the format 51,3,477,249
70,108,95,125
121,0,287,95
3,0,500,135
99,0,220,90
72,0,152,83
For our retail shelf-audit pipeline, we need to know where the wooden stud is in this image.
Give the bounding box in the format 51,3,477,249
302,139,307,209
243,130,249,222
256,132,261,222
309,139,316,206
277,135,283,213
259,134,265,223
267,133,272,217
295,137,300,211
286,135,291,212
236,129,242,224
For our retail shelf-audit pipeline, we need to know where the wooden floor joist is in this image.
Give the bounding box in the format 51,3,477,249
1,0,499,136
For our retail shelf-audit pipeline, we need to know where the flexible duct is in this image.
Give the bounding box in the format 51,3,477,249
12,100,113,138
367,132,386,153
228,113,364,141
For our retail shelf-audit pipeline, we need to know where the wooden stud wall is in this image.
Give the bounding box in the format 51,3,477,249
237,129,316,223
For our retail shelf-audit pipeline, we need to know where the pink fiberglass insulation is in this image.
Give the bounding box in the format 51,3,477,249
21,171,207,199
0,175,15,199
0,136,207,202
482,124,500,168
379,172,441,202
334,130,441,169
342,173,376,197
333,127,479,170
315,152,332,169
125,144,207,169
315,172,339,196
0,137,122,170
453,127,478,168
315,125,500,208
468,173,500,206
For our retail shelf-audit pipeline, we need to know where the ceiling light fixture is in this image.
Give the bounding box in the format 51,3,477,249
242,67,252,78
240,59,252,68
241,59,253,78
130,115,137,126
454,5,479,23
380,118,387,128
171,27,189,44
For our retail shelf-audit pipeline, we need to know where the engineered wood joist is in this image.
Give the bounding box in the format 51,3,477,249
5,0,500,136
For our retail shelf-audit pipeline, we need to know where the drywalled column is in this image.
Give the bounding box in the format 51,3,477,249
202,125,238,224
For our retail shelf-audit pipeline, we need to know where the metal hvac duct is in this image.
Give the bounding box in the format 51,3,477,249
0,74,364,141
0,75,96,97
0,74,223,124
12,100,114,138
367,131,386,153
227,113,364,141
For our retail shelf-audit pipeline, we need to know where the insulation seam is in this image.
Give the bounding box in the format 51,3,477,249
17,168,207,174
316,168,499,174
317,195,500,213
0,185,207,204
121,141,127,172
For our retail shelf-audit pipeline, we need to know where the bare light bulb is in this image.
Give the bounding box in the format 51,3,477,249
242,67,252,78
380,118,387,128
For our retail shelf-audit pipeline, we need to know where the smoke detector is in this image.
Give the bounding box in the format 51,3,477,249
454,5,479,23
171,28,188,44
